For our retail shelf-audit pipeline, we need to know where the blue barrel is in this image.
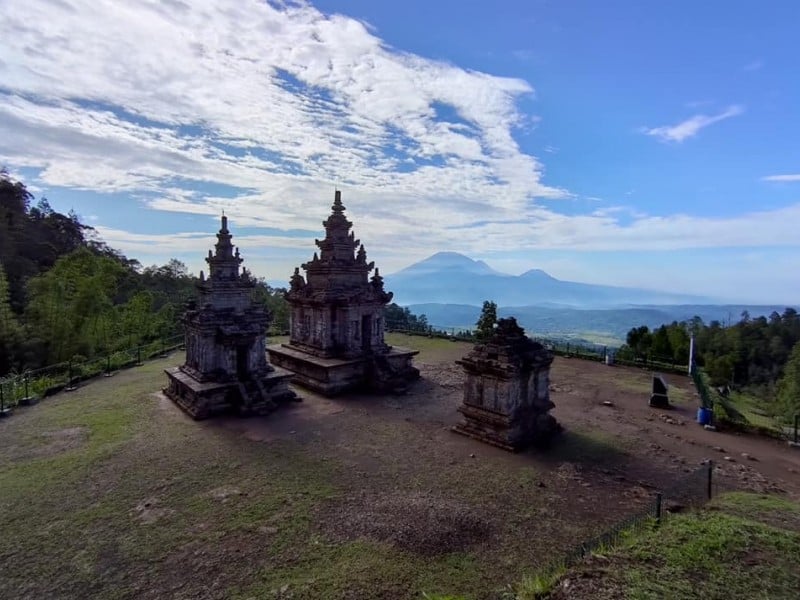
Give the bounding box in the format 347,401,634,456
696,407,711,425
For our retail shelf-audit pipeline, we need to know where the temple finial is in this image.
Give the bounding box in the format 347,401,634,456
332,189,345,212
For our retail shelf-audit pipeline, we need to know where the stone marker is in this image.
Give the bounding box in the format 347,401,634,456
164,216,297,419
452,317,560,451
649,373,670,408
267,191,419,395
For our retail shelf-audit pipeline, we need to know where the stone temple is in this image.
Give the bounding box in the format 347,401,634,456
453,317,560,451
164,216,297,419
267,191,419,395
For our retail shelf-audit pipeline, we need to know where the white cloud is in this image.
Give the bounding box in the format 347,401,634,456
0,0,796,301
642,105,743,143
0,0,562,205
762,174,800,182
743,59,764,72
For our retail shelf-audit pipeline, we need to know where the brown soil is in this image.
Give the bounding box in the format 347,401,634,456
4,340,799,599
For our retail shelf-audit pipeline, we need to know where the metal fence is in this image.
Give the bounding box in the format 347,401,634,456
690,366,795,441
0,334,184,414
541,462,715,576
386,324,690,375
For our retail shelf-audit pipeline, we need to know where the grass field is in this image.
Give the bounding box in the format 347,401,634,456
2,335,797,599
0,343,643,599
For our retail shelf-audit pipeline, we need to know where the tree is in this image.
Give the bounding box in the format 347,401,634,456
0,262,22,372
626,325,652,358
475,300,497,340
777,341,800,421
25,248,125,363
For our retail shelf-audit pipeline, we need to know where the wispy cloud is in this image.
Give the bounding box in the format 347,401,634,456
743,59,764,72
642,105,743,143
762,174,800,182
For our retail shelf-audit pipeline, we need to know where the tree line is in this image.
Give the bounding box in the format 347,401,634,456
0,172,288,376
619,310,800,420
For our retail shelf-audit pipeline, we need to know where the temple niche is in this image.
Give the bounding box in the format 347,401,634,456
267,191,419,395
453,317,560,451
164,216,297,419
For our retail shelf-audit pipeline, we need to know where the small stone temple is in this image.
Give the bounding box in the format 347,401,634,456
453,317,560,451
164,215,297,419
267,191,419,395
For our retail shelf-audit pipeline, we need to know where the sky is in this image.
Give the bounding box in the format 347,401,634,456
1,0,799,304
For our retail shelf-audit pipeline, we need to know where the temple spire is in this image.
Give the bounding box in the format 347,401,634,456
332,189,345,212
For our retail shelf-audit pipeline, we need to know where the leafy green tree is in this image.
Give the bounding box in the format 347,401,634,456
0,262,22,372
252,280,290,333
25,248,125,362
475,300,497,340
625,325,652,357
651,326,673,359
777,341,800,421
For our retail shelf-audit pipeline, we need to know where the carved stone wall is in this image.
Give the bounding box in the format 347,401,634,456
453,317,560,451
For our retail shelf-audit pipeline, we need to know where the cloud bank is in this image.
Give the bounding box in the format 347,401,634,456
1,0,797,293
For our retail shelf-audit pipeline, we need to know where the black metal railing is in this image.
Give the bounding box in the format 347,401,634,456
0,334,184,413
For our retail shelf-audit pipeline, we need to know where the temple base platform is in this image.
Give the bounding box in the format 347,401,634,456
163,366,298,420
266,344,419,396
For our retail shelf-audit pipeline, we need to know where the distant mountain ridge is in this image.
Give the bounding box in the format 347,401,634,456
406,303,796,345
386,252,714,307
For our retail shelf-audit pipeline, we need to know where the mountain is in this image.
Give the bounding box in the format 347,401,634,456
392,252,504,277
385,252,713,307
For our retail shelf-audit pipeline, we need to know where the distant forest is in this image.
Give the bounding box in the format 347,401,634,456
0,172,286,376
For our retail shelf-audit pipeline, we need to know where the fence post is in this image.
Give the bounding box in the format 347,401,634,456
707,460,714,500
0,383,7,417
137,346,142,366
654,493,663,525
794,415,798,444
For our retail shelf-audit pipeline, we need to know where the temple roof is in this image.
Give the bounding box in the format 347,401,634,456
287,191,392,305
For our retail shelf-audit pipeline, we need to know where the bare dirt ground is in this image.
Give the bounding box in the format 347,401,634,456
225,336,800,503
2,334,799,599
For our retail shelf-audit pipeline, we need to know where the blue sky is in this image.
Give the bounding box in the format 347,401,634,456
1,0,799,303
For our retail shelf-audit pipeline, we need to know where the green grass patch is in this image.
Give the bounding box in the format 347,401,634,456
725,390,785,430
386,332,472,356
541,492,800,600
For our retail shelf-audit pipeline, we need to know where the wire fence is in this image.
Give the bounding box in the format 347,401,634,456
0,334,184,414
689,365,795,441
541,462,715,576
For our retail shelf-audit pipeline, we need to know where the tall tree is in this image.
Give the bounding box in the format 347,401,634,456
777,341,800,421
25,248,125,363
475,300,498,340
0,262,21,373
